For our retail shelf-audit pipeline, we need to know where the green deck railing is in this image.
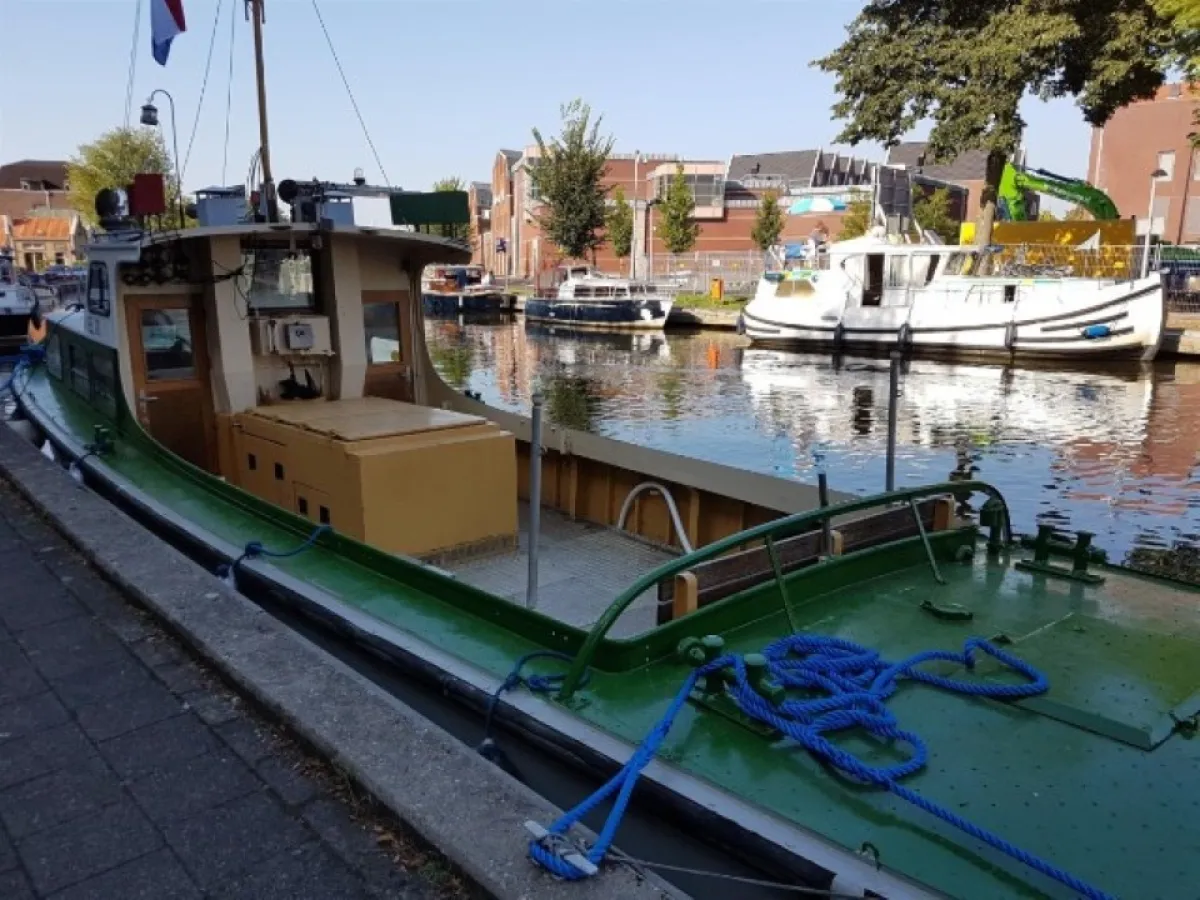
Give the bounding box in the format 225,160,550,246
557,480,1011,699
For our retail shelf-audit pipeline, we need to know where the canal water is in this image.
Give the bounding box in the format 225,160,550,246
426,316,1200,574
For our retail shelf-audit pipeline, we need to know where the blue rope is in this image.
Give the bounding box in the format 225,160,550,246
528,634,1114,900
215,524,332,583
482,650,585,743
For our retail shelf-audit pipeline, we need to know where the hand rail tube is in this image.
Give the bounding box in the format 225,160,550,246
556,480,1010,700
615,482,695,554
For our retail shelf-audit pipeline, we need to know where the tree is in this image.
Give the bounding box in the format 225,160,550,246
606,186,634,269
838,193,874,240
751,191,785,251
529,100,615,261
912,187,960,243
657,164,699,254
67,127,184,227
1038,210,1059,221
1065,205,1094,221
1152,0,1200,139
431,176,472,242
815,0,1174,247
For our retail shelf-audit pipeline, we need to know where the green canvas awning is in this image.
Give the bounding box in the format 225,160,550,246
390,191,470,228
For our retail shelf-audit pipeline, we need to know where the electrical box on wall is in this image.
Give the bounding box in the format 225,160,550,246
250,316,333,356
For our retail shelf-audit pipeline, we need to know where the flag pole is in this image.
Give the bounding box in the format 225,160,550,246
247,0,277,222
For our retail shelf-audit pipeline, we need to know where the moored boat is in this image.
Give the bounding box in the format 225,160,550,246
0,250,45,352
10,194,1198,900
525,265,674,331
422,263,516,314
739,234,1166,362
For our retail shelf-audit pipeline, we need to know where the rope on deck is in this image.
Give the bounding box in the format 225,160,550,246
216,524,333,586
527,634,1115,900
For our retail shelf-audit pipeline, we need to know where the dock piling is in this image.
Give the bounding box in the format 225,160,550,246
886,351,900,492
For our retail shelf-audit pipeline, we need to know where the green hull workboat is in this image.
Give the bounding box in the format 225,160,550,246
7,198,1198,900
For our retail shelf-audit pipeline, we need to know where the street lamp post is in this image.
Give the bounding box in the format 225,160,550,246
139,90,185,230
631,151,640,280
1142,167,1168,278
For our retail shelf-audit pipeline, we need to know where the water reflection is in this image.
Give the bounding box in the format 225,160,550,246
424,319,1200,564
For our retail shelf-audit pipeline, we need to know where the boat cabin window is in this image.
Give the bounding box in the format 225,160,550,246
909,254,941,286
241,245,318,312
89,352,117,418
67,344,90,398
140,308,196,381
45,333,62,379
862,254,884,306
363,298,402,365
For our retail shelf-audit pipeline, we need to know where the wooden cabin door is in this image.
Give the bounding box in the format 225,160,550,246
127,295,218,473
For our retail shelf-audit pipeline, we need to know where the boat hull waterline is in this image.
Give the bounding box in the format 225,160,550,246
524,297,673,331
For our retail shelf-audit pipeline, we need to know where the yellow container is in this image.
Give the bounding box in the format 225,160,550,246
710,277,724,301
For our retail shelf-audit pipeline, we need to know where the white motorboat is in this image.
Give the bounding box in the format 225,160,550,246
739,235,1166,361
0,250,42,351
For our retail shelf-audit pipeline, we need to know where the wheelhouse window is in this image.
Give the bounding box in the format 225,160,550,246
240,245,317,312
363,300,402,365
140,308,195,380
45,334,62,379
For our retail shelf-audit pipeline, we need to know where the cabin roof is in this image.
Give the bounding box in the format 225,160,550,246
99,222,471,264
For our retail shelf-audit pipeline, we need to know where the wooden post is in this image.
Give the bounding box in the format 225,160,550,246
932,497,955,532
672,572,699,620
828,529,845,556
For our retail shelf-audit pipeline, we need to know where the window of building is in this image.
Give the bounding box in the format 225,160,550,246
54,252,65,266
1157,151,1176,181
363,299,402,365
1152,196,1170,235
240,246,317,311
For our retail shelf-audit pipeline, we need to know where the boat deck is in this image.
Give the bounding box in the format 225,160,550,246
444,503,675,637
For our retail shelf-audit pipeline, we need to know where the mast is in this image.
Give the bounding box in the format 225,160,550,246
247,0,277,221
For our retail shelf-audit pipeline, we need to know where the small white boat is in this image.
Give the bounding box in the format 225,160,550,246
739,235,1166,362
525,266,674,331
0,250,42,351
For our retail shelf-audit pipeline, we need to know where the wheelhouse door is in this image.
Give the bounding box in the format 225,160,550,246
126,294,217,473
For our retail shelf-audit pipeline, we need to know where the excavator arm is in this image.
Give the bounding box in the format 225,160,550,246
997,163,1120,221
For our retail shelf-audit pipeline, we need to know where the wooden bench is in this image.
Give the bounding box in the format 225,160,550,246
656,496,955,625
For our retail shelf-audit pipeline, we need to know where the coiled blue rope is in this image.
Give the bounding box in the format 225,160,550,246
215,524,332,584
528,634,1114,900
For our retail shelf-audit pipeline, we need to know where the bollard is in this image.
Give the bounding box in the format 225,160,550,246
526,392,544,609
885,351,900,493
814,444,832,556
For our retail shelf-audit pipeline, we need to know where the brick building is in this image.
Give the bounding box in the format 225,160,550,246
0,160,72,221
473,146,923,278
1087,83,1200,244
0,214,88,270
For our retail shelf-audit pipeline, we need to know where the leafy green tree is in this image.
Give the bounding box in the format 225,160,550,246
838,193,874,240
912,187,960,243
815,0,1174,246
657,164,699,254
68,127,186,227
1038,210,1059,221
1065,205,1094,221
750,191,785,251
430,176,472,242
606,186,634,267
529,100,615,261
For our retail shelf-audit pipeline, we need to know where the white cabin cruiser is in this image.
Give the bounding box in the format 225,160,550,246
0,250,43,351
740,235,1166,361
525,265,674,331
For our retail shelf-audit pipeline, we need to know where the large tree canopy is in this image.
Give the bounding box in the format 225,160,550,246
529,100,615,262
816,0,1174,244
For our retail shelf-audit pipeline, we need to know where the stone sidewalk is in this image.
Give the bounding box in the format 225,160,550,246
0,481,462,900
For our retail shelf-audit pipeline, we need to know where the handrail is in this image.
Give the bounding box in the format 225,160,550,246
556,480,1011,700
615,482,694,554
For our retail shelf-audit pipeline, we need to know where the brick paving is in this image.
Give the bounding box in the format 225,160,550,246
0,483,461,899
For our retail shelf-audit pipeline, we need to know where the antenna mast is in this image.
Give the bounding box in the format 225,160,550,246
246,0,277,221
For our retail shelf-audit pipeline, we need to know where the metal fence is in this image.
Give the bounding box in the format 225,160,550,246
647,251,767,296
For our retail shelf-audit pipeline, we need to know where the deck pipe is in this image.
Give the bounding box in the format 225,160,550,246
885,351,900,492
526,392,544,609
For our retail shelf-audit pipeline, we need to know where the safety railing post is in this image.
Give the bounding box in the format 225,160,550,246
526,392,544,609
886,351,900,492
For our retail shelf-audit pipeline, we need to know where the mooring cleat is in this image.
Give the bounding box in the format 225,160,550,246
524,820,599,877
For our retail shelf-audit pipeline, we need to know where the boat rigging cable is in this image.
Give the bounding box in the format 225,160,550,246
524,633,1115,900
123,0,145,128
310,0,391,187
221,0,238,184
181,0,225,180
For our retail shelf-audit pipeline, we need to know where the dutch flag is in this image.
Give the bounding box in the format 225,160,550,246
150,0,187,66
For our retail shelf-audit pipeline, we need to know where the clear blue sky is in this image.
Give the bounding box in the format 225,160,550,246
1,0,1093,193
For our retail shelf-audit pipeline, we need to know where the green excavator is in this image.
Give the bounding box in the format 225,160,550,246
997,162,1120,221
